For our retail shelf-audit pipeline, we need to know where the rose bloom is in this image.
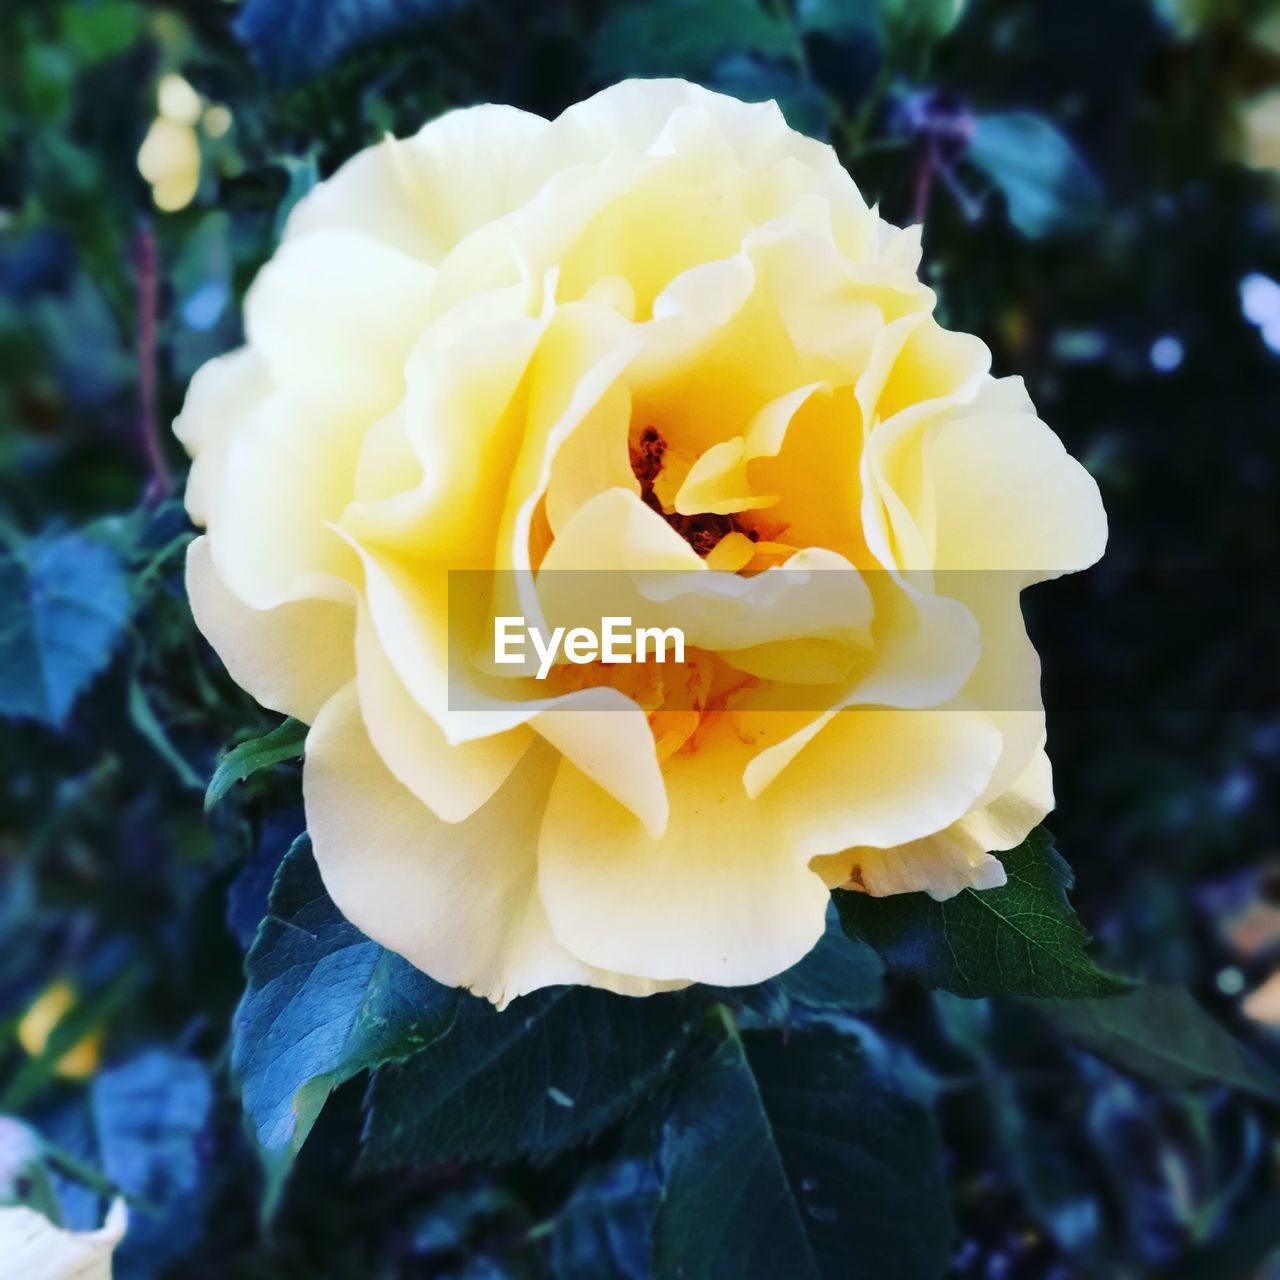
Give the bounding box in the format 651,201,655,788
177,80,1105,1005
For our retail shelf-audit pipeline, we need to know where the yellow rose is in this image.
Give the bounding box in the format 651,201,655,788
176,80,1105,1006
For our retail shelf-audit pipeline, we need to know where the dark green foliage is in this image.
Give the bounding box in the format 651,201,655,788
233,837,459,1157
968,111,1106,238
1038,985,1280,1100
235,0,474,84
0,531,130,727
205,718,307,812
652,1021,951,1280
836,828,1129,998
594,0,796,81
362,987,698,1167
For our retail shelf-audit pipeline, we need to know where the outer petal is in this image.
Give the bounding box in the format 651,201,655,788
285,105,551,264
186,537,354,723
172,348,269,526
533,80,868,233
345,539,670,837
927,408,1108,581
353,602,532,824
813,744,1053,898
207,389,366,609
244,230,434,407
538,725,829,985
760,709,1003,858
0,1198,126,1280
304,684,673,1006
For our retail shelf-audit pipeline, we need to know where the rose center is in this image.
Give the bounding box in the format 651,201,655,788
629,426,757,558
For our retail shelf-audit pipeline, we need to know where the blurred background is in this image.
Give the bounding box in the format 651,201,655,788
3,0,1280,1276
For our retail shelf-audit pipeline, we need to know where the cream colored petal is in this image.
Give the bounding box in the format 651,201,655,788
761,709,1003,858
529,700,670,839
937,575,1046,810
553,172,752,319
742,577,979,794
172,347,271,526
543,381,639,536
208,390,363,608
845,837,1008,899
955,744,1055,853
816,744,1053,899
744,211,928,369
493,302,644,600
538,728,829,985
877,317,991,423
538,486,705,576
537,492,872,665
857,322,993,575
354,602,532,823
341,308,548,562
854,314,924,440
862,743,1051,896
0,1198,126,1280
285,106,551,263
672,383,826,516
186,536,354,723
927,408,1108,580
968,372,1036,414
654,548,874,668
347,536,670,836
304,684,671,1005
244,229,434,408
535,80,866,225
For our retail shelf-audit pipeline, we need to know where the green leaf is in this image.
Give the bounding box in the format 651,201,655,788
0,532,130,728
205,718,308,812
232,836,458,1159
57,2,147,64
835,828,1129,998
653,1020,951,1279
1035,984,1280,1100
594,0,798,82
361,988,697,1168
234,0,472,84
968,111,1105,239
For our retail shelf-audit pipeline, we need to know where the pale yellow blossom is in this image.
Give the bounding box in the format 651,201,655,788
176,81,1105,1004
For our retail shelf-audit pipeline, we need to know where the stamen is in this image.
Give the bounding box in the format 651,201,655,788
630,426,760,559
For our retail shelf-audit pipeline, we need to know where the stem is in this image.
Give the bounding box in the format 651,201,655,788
132,223,171,504
911,139,936,227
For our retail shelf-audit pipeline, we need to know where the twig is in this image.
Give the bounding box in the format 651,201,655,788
912,138,936,226
132,223,171,503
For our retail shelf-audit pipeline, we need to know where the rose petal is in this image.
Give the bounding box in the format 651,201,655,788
538,726,828,985
304,684,674,1006
186,537,353,723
